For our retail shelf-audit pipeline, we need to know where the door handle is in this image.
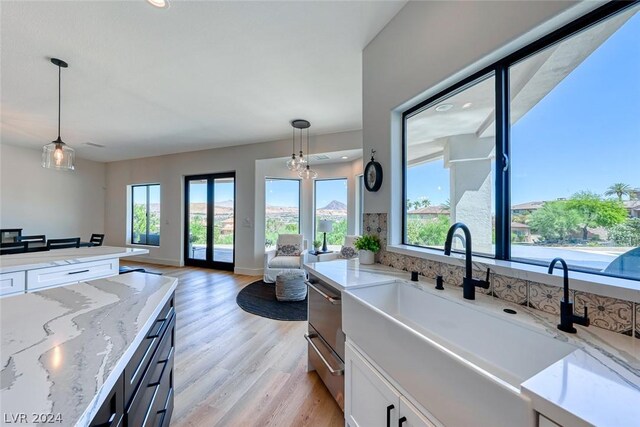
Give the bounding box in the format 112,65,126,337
399,416,407,427
386,405,395,427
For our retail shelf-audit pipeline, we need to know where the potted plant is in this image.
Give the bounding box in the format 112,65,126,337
354,235,381,265
313,239,322,252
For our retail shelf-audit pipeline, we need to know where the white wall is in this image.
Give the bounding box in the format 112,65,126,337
104,130,362,273
255,157,363,253
362,0,602,244
0,143,106,239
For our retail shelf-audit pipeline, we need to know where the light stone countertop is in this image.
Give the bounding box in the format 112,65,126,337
306,259,640,427
0,246,149,274
0,272,177,427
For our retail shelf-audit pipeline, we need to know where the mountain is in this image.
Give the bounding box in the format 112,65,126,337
321,200,347,211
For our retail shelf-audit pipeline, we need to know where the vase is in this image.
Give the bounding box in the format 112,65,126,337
359,249,375,265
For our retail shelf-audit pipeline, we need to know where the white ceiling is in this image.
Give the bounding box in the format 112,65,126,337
0,0,405,162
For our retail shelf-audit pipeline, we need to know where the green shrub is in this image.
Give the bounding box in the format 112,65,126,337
354,235,381,253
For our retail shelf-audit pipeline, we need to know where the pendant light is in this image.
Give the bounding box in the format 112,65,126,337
42,58,75,171
298,125,317,179
287,119,309,171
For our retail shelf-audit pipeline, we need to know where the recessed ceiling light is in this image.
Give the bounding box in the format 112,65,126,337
462,102,473,109
434,103,453,112
341,156,348,159
147,0,169,9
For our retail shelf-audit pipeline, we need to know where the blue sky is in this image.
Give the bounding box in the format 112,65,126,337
315,179,348,208
407,11,640,206
188,179,234,204
266,179,300,207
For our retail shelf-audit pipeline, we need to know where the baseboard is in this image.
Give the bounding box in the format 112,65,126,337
125,256,182,267
234,266,263,276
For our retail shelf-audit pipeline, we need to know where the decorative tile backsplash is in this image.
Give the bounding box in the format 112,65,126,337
364,213,639,338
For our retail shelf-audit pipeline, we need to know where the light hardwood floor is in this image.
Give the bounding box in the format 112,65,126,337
126,262,344,427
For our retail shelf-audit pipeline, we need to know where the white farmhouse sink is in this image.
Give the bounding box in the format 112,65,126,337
343,281,577,427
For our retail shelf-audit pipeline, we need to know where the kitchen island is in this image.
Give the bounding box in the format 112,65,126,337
0,272,177,427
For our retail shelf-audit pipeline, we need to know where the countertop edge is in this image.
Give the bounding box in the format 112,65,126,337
74,276,178,427
0,247,149,274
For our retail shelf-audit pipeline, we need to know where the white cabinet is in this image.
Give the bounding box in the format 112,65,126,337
346,342,437,427
26,258,119,291
0,271,26,297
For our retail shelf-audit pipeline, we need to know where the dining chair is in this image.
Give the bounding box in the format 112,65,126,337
1,241,28,255
16,235,46,243
47,237,81,250
89,234,105,246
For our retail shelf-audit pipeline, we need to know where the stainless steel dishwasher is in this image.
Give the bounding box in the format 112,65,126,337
305,273,345,411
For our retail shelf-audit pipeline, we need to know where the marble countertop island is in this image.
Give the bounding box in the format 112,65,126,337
0,246,149,274
306,259,640,427
0,272,177,427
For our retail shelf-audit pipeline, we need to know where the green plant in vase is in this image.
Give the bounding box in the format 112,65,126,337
354,235,381,264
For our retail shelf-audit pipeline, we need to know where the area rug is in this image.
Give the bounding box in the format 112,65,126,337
236,280,307,321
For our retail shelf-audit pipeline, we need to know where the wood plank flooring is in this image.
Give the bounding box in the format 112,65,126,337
125,262,344,427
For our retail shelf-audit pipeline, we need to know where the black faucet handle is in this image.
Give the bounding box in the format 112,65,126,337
435,275,444,290
579,306,590,326
484,268,491,283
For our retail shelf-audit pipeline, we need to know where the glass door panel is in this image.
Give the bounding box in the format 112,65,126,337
213,177,235,264
186,179,208,261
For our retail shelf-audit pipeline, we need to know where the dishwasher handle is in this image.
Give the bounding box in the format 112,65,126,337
306,281,341,305
305,333,344,376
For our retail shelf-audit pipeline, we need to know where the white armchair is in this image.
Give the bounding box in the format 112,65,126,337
264,234,308,283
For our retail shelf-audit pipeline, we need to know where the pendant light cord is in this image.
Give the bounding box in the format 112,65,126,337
57,64,61,139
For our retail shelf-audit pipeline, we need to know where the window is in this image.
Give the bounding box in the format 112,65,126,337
315,178,348,250
403,2,640,281
404,75,496,255
131,184,160,246
265,178,300,248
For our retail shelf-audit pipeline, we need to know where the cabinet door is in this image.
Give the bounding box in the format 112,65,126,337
399,396,437,427
346,343,400,427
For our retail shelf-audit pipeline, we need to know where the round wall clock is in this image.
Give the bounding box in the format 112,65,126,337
364,149,383,192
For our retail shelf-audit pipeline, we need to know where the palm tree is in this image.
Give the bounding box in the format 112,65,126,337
605,183,633,201
419,198,431,208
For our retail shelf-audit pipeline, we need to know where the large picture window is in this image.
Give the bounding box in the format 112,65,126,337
131,184,160,246
315,178,348,250
403,2,640,281
265,178,300,248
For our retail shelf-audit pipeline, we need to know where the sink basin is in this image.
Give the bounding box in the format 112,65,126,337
343,281,577,427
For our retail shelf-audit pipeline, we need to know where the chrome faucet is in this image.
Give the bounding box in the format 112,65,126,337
443,222,490,300
548,257,589,333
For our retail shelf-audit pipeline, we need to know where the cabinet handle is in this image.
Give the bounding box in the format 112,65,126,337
68,269,90,275
386,405,395,427
399,416,407,427
304,334,344,375
306,281,341,304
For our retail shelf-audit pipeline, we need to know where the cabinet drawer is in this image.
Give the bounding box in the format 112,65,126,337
90,373,124,427
0,271,26,297
124,295,174,406
126,314,175,427
27,258,119,291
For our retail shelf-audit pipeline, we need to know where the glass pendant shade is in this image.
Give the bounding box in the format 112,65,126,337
286,154,298,170
296,152,307,170
42,139,75,170
298,165,317,179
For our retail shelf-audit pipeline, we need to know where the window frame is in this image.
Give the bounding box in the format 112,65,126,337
130,183,161,247
265,177,302,236
401,0,639,281
314,177,349,244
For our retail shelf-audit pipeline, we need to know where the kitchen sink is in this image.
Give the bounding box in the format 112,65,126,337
343,281,577,427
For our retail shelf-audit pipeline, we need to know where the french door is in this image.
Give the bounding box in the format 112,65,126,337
184,172,235,271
